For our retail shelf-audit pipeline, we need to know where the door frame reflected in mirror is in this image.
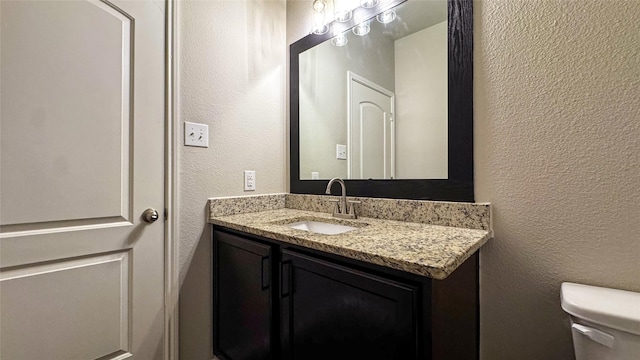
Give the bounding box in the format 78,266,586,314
290,0,474,201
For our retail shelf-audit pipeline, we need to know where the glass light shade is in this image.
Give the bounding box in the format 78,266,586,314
334,10,353,22
331,33,348,47
360,0,379,8
352,22,370,36
333,0,354,22
312,0,326,12
312,23,329,35
311,9,329,35
376,10,396,24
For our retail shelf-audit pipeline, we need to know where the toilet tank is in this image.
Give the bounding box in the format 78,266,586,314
561,282,640,360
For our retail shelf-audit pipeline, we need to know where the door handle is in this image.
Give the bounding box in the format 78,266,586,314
261,256,270,290
142,208,159,223
280,261,291,298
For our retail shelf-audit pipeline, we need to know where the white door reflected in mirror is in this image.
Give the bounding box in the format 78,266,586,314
348,73,394,179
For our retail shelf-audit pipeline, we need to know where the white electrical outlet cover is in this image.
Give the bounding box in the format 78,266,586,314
185,122,209,147
244,170,256,191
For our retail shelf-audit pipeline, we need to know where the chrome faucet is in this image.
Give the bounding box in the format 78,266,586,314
325,177,359,219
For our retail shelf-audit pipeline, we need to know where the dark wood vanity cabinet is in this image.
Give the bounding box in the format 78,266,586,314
279,249,418,360
214,230,274,360
213,227,478,360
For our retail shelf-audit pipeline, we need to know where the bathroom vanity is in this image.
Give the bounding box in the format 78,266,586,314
219,0,481,355
209,194,491,360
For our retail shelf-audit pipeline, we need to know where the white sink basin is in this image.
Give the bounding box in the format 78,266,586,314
288,220,358,235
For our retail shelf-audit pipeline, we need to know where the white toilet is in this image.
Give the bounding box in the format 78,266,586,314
561,282,640,360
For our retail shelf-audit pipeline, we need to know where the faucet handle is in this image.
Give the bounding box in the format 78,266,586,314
347,200,361,218
327,199,341,214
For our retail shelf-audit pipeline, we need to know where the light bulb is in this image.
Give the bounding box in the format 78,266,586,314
352,22,370,36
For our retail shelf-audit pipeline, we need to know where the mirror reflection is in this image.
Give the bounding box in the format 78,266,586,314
299,0,448,180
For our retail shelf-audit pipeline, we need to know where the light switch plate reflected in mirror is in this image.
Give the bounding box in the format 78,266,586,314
336,144,347,160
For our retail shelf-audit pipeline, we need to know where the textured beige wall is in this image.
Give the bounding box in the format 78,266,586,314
286,0,311,44
475,0,640,359
286,0,314,190
177,1,286,358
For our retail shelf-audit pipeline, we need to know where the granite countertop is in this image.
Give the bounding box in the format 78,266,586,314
209,197,492,280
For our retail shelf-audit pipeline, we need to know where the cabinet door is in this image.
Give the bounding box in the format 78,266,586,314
280,250,418,360
214,230,273,360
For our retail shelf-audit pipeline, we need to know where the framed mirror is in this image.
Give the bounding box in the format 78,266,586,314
290,0,473,201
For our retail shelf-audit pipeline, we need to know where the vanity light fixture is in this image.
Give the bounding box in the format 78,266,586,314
331,31,349,47
376,10,396,24
352,21,370,36
359,0,379,8
311,0,329,35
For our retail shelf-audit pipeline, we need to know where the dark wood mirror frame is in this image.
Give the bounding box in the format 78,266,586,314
290,0,473,201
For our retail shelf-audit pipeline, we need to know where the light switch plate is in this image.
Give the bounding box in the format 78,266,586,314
336,144,347,160
244,170,256,191
185,122,209,147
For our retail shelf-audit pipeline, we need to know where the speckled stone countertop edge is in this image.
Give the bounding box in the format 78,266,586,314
209,209,492,280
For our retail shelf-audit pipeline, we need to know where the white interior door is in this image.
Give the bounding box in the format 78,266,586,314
348,73,395,179
0,1,166,359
